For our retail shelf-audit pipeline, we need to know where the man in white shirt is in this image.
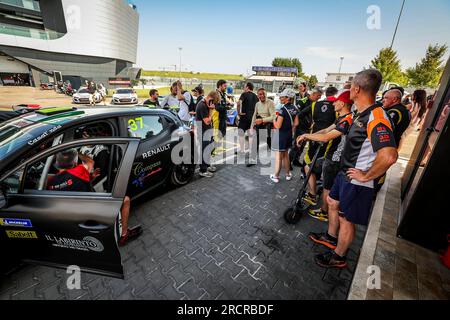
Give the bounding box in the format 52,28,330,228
160,81,192,124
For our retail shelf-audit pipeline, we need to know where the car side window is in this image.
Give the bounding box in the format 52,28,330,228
73,122,113,139
1,168,24,195
126,115,164,140
21,144,119,194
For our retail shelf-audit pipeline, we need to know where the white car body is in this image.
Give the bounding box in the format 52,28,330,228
112,88,138,105
72,88,101,104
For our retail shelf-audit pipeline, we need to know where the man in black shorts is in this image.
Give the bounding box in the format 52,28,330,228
298,86,338,207
237,82,258,155
296,90,353,222
47,148,142,246
313,69,398,268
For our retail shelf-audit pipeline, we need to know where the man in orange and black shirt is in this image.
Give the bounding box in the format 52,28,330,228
314,70,398,269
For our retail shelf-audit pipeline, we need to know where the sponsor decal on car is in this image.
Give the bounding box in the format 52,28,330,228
132,161,162,187
0,218,33,228
6,230,38,239
45,235,104,252
142,143,171,159
27,125,62,146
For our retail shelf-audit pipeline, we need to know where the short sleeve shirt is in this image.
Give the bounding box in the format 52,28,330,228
277,103,298,134
341,105,397,188
195,100,211,132
239,92,258,122
327,112,353,162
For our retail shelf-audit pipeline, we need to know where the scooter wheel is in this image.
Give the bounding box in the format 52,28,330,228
284,207,302,225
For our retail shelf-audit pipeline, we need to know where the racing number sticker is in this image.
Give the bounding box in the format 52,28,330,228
128,117,143,132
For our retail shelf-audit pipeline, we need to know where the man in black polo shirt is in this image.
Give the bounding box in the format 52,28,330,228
143,89,160,108
382,88,411,147
47,148,142,246
237,82,258,154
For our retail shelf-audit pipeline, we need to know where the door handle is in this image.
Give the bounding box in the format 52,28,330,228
78,222,109,231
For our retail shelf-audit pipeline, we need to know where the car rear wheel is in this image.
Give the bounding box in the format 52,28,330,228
171,164,195,186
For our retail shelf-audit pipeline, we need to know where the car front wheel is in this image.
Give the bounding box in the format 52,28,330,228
171,164,195,186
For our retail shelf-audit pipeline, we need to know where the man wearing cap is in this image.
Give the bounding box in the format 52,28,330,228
290,87,323,170
47,148,142,246
298,86,338,208
270,88,299,183
297,91,353,239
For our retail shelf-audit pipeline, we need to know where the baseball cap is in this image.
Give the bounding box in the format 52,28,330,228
279,88,296,98
336,90,353,105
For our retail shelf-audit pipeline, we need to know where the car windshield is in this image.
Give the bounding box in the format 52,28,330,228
116,89,133,94
0,119,55,162
78,89,89,94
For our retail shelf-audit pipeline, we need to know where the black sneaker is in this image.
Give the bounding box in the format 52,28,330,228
315,250,347,269
309,232,337,250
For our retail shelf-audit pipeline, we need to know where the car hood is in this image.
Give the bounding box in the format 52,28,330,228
74,93,91,98
113,93,137,98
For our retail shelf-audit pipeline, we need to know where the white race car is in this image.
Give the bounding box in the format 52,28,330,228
111,88,138,105
72,87,101,104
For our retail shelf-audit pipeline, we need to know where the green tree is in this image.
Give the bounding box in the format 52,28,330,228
139,78,148,89
406,44,448,88
272,57,304,76
370,48,405,85
130,79,139,87
307,75,318,88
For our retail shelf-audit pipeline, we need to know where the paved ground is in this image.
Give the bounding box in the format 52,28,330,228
0,156,366,300
0,87,73,108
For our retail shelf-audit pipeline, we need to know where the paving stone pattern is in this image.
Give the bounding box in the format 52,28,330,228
0,163,366,300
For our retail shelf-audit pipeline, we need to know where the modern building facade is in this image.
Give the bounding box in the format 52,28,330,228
318,72,356,89
0,0,140,88
247,66,299,93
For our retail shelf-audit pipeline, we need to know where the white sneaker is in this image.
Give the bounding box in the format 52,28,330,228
208,166,217,173
270,175,280,183
286,173,293,181
199,171,214,178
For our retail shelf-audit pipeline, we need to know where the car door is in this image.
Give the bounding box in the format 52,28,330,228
0,137,139,279
121,114,173,198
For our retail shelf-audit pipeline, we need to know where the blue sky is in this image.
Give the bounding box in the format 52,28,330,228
132,0,450,81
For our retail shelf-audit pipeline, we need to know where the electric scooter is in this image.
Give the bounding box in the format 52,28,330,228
284,142,324,225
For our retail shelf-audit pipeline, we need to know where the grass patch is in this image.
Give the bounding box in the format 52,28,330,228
141,70,244,81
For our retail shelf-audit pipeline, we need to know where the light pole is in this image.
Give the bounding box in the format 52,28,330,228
338,56,344,74
390,0,406,49
178,47,183,79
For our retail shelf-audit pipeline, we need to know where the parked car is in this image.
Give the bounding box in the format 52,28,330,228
111,88,139,105
227,108,239,126
0,106,195,278
72,87,101,104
